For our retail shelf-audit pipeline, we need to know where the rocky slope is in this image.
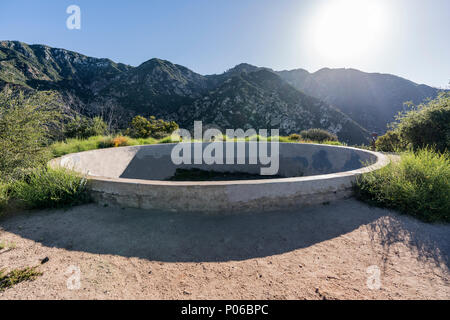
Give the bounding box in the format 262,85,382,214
3,40,436,144
178,68,369,144
277,68,442,133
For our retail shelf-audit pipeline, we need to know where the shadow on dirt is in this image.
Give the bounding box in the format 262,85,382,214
1,199,449,265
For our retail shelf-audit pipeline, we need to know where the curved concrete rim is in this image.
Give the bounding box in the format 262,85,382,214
50,143,390,212
62,143,390,185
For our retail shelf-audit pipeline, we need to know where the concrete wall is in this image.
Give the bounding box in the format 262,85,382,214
50,143,389,213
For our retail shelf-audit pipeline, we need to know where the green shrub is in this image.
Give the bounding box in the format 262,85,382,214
64,116,108,139
288,133,301,141
388,93,449,152
354,149,450,223
300,128,338,143
375,130,406,152
12,167,89,209
0,181,9,212
0,90,61,181
124,115,179,139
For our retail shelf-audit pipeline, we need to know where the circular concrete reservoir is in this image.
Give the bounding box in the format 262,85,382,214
50,143,389,212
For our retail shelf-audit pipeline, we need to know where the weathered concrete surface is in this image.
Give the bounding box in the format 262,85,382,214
50,143,389,212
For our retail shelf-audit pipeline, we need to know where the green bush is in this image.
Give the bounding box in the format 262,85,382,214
64,116,108,139
0,181,9,212
354,149,450,223
288,133,301,141
12,167,89,209
124,115,179,139
300,128,338,143
388,93,449,152
375,130,406,152
0,90,61,181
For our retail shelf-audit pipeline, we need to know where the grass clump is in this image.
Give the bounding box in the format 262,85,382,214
50,135,118,157
354,148,450,223
0,240,16,250
158,135,182,144
0,267,42,291
12,167,89,209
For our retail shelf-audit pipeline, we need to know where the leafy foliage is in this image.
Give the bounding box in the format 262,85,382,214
124,115,179,139
300,128,338,143
377,93,450,152
375,130,406,152
0,181,8,212
354,149,450,223
0,90,61,181
64,116,108,139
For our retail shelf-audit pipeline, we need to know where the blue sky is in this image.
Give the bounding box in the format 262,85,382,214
0,0,449,88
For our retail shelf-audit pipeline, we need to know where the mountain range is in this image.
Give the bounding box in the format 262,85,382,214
0,40,443,144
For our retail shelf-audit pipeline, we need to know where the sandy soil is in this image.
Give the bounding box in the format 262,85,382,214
0,199,448,300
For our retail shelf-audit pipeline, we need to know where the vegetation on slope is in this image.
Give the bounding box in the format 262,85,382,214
354,149,449,223
355,94,450,223
0,90,61,181
376,93,449,153
1,41,373,145
12,167,89,209
0,90,89,214
49,132,344,158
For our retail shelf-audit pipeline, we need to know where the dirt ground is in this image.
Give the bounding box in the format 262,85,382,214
0,199,448,300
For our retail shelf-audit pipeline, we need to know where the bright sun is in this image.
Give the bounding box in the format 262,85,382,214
311,0,388,62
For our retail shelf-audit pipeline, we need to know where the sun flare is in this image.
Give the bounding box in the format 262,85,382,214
311,0,388,62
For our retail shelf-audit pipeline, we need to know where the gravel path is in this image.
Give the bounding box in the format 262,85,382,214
0,199,448,299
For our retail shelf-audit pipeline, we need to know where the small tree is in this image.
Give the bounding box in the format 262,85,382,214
91,116,108,137
65,116,108,139
124,116,151,138
0,90,61,181
147,116,179,139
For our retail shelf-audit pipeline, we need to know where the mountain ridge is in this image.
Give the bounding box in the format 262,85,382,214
1,40,442,144
275,67,442,133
